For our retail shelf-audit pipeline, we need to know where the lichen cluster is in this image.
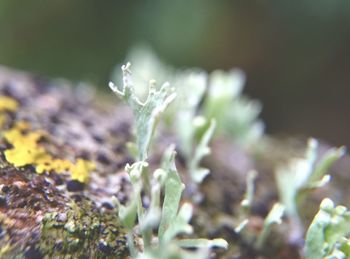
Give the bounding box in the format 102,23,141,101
39,199,129,258
0,95,19,128
0,82,130,258
0,95,95,183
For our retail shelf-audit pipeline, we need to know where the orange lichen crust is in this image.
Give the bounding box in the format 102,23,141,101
0,96,95,183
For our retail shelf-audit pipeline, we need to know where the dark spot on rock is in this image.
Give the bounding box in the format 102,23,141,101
71,194,82,202
49,114,60,124
28,197,40,206
251,201,270,217
18,200,27,208
79,150,90,160
97,152,111,165
33,204,41,211
6,112,16,125
2,185,10,193
108,126,120,136
43,190,55,203
0,142,13,151
111,122,130,136
30,178,42,189
66,180,85,192
92,134,104,144
112,144,125,154
50,200,59,208
51,174,64,186
11,185,19,193
0,195,6,207
99,241,112,255
82,119,93,128
65,104,76,113
116,156,134,169
55,240,63,251
43,179,51,187
101,202,114,210
24,165,36,173
116,239,124,247
115,193,127,205
2,83,15,97
25,246,43,259
22,189,32,197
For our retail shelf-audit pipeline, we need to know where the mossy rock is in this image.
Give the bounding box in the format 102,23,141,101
0,67,131,258
1,66,349,259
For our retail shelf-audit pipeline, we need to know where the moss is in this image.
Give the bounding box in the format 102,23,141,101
39,199,129,258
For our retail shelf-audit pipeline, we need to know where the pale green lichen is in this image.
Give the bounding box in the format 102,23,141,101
109,62,176,161
275,138,345,244
256,203,285,249
187,118,216,184
241,170,258,211
115,47,264,149
115,146,227,258
235,170,285,249
305,198,350,259
113,48,265,192
276,139,345,225
203,69,264,148
110,64,227,258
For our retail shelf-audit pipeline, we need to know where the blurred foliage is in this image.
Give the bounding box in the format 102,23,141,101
0,1,350,145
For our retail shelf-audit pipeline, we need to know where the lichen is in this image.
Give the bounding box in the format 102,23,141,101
1,113,95,183
0,96,19,128
0,95,96,183
71,159,96,183
0,82,130,258
39,199,129,258
4,122,49,167
0,96,19,112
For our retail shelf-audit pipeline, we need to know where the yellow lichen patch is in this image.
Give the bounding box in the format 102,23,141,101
71,159,96,183
4,146,50,167
36,158,73,174
4,126,45,148
0,114,7,128
3,122,50,167
2,120,95,183
0,96,19,128
0,96,19,112
13,120,31,131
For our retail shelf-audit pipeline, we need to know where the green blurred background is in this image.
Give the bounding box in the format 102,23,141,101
0,1,349,146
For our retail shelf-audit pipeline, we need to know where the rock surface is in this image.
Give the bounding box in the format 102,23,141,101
0,67,132,258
